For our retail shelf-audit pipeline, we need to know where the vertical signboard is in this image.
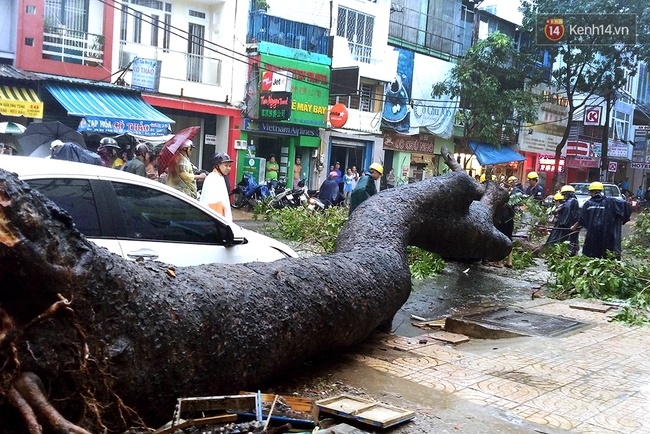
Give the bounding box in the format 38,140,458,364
259,53,330,128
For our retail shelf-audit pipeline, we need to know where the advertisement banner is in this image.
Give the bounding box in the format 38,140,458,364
565,155,599,168
520,85,568,154
259,54,329,128
259,92,292,120
131,58,162,93
381,48,458,138
78,117,171,136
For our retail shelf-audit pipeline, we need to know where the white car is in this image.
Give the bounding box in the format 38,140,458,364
570,182,625,208
0,156,297,266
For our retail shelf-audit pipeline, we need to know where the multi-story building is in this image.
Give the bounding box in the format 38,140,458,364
240,0,331,188
2,0,249,182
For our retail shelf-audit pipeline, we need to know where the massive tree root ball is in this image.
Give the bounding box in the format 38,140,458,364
0,147,511,432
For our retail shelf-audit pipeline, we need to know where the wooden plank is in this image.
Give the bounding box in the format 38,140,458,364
316,394,415,429
569,302,611,313
177,395,256,414
412,318,447,329
424,330,470,344
239,391,318,423
155,414,238,433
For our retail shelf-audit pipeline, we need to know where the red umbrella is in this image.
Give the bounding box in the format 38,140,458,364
157,126,200,176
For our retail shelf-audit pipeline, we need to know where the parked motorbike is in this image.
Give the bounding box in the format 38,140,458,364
231,173,270,209
271,179,313,209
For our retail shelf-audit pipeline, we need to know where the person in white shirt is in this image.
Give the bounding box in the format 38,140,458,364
200,152,233,221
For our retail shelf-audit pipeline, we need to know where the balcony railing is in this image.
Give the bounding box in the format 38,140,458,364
119,42,222,86
43,26,104,66
248,13,330,55
388,5,465,59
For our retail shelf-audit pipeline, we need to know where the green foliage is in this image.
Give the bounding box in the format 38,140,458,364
511,241,535,269
513,197,550,243
544,244,650,324
431,31,544,147
254,203,445,276
407,247,445,279
623,211,650,255
255,204,348,254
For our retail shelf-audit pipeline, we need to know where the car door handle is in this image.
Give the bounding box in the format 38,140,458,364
126,248,159,261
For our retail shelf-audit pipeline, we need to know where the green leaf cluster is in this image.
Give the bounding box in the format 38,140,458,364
544,244,650,324
253,203,445,276
431,31,545,147
407,247,445,279
622,211,650,253
511,241,535,269
255,204,348,254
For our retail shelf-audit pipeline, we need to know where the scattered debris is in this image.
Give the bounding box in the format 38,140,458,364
412,317,447,330
569,302,612,313
423,330,470,345
316,394,415,428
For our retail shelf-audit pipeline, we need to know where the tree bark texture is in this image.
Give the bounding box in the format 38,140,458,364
0,148,511,432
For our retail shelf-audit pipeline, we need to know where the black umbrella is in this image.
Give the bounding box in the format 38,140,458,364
18,121,86,156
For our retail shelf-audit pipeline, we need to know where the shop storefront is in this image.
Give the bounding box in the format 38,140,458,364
382,132,440,185
379,48,458,184
239,44,330,188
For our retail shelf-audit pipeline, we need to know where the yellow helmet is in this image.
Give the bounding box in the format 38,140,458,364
479,173,486,183
554,192,564,201
507,176,518,184
560,185,575,193
527,171,539,180
589,181,604,191
369,163,384,175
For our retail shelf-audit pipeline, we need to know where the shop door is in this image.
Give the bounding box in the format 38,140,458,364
330,143,365,173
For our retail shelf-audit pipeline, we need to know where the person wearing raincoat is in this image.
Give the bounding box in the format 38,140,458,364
349,163,383,214
200,152,233,221
570,181,631,259
545,186,580,255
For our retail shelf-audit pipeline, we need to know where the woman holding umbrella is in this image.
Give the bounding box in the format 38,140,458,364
166,139,206,199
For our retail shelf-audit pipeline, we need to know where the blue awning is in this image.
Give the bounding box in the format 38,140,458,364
45,82,174,137
469,141,526,165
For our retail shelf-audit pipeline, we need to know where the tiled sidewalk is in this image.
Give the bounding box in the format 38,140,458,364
352,300,650,433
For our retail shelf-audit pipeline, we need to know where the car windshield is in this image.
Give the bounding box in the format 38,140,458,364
572,184,590,195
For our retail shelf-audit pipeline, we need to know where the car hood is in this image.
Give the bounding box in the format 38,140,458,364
236,226,299,258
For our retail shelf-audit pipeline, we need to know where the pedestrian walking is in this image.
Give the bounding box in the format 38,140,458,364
333,162,343,194
570,181,631,259
349,163,383,215
200,152,233,221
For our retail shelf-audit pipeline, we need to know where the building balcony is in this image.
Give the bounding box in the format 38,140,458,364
43,26,105,67
119,41,222,87
247,12,330,55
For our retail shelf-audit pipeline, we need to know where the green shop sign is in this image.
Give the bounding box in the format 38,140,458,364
259,53,330,128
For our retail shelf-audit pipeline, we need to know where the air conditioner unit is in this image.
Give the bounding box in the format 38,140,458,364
120,50,138,69
234,140,247,150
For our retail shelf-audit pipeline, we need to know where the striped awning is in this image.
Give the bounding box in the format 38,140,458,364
0,86,44,118
45,82,174,136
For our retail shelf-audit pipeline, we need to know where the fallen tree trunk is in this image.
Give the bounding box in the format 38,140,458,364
0,148,510,432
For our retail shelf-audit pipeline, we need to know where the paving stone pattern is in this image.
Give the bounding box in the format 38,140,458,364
351,300,650,433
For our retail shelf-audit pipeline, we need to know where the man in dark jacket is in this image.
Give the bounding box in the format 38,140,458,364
545,185,580,255
524,171,544,201
318,171,342,208
349,163,383,214
570,181,631,259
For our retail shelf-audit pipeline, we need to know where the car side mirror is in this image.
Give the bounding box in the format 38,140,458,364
220,224,235,246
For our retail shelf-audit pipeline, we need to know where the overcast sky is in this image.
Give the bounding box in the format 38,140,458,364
479,0,524,25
